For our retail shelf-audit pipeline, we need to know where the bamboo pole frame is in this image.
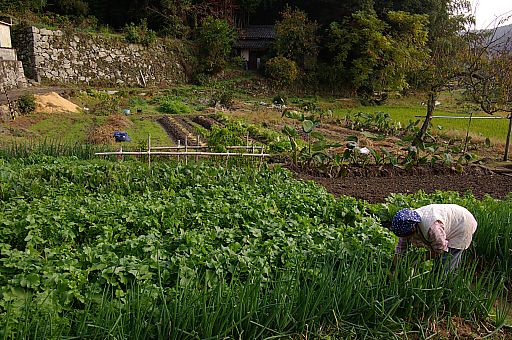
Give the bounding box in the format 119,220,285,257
99,135,270,161
150,145,265,150
95,151,270,157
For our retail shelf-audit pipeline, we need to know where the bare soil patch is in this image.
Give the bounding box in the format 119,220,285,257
292,164,512,203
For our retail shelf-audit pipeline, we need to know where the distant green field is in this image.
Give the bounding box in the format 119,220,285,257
335,105,509,143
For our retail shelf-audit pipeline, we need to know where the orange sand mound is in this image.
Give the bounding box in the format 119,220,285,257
35,92,80,113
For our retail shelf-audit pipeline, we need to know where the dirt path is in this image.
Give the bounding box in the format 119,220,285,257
1,86,70,103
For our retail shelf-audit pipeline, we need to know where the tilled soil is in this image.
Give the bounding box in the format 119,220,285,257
292,165,512,203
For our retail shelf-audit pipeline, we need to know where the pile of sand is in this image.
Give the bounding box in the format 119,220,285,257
35,92,80,113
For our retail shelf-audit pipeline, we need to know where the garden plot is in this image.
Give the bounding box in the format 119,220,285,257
156,114,266,148
157,115,205,146
0,157,510,338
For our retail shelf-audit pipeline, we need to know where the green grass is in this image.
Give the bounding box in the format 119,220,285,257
29,112,94,142
335,105,510,143
125,117,172,146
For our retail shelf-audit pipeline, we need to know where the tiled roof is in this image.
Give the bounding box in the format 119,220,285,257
234,39,273,49
238,25,276,39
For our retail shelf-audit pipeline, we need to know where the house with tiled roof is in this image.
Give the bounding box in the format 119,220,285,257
235,25,275,70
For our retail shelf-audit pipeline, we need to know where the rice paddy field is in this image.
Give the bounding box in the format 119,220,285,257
0,156,510,339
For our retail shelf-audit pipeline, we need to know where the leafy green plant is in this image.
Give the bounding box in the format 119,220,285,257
345,111,398,135
0,157,508,338
206,125,244,151
211,90,234,109
282,109,341,169
17,94,36,115
341,136,371,166
158,97,191,114
125,19,157,46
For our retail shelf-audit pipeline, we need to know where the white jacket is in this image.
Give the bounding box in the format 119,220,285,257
414,204,478,250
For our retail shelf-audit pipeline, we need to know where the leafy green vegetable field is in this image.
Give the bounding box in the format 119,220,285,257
0,157,509,338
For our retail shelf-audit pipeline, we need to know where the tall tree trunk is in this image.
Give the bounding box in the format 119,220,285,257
414,92,437,146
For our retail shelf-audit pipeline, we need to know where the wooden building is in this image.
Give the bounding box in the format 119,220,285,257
235,25,275,70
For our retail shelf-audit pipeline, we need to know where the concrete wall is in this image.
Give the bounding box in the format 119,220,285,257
0,24,12,48
12,26,189,87
0,48,16,61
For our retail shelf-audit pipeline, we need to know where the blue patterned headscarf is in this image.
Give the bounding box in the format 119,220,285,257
391,208,421,237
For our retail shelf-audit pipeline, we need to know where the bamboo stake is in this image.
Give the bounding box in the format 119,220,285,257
196,134,200,162
185,136,188,165
147,134,151,169
259,146,264,170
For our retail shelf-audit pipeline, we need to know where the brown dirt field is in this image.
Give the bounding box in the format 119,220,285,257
292,164,512,203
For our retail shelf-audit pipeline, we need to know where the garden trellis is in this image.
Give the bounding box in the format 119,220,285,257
95,135,270,168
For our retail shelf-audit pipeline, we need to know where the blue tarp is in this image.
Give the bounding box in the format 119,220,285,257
113,131,131,142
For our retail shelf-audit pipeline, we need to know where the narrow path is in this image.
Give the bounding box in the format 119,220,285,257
0,86,70,103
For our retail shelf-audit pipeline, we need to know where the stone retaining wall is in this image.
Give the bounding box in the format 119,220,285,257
0,60,28,90
13,26,189,87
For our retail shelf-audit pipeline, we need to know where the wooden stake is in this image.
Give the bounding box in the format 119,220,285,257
185,136,188,165
196,134,200,162
147,134,151,169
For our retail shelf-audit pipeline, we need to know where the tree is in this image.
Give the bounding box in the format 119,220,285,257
145,0,192,37
410,0,473,144
195,16,236,74
461,25,512,160
50,0,89,16
325,10,428,101
273,6,319,70
0,0,47,13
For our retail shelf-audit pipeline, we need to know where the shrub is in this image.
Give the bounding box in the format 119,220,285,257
265,56,299,88
193,73,211,86
159,98,191,114
125,19,157,46
211,90,235,109
207,125,244,151
17,94,36,114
